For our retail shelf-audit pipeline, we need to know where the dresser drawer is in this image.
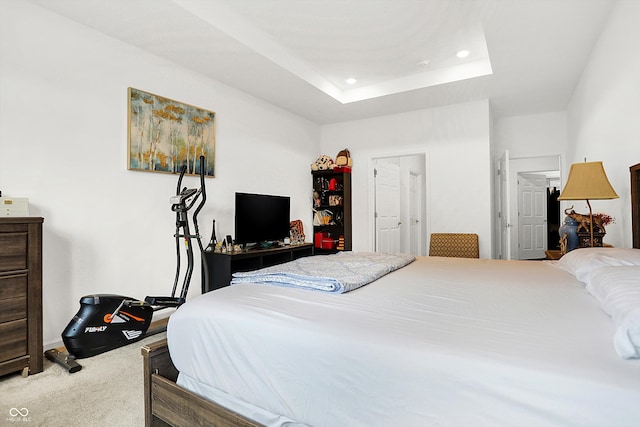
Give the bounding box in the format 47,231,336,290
0,319,27,362
0,273,27,299
0,274,27,323
0,232,28,272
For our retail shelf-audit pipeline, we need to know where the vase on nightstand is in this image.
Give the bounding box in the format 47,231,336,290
558,216,579,254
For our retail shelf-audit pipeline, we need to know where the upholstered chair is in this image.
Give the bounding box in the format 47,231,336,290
428,233,479,258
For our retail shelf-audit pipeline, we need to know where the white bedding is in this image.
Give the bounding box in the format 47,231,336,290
231,251,415,293
167,256,640,427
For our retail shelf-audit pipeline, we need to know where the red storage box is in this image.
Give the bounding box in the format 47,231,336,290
321,238,335,250
315,232,328,248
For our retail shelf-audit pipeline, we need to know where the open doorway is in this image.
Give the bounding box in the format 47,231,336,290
370,154,426,256
497,154,561,260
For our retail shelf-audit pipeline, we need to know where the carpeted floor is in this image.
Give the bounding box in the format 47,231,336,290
0,332,166,427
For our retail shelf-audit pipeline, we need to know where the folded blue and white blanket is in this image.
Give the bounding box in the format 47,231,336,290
231,251,415,293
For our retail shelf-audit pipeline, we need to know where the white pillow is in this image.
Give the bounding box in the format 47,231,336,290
587,265,640,359
555,247,640,283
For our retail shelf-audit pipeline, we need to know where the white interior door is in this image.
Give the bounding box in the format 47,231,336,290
498,151,511,259
409,171,422,255
375,161,401,253
518,173,547,259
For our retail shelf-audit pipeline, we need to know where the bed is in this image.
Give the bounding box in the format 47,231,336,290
142,164,640,427
142,247,640,427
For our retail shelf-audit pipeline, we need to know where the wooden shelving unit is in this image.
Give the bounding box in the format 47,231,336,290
312,169,352,253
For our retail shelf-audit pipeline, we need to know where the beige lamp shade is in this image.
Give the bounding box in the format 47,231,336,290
558,161,619,201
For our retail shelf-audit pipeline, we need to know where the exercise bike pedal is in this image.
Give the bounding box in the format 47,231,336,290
45,348,82,373
145,296,185,307
122,299,152,308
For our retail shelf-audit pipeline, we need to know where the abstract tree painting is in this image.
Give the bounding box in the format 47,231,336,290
128,87,215,177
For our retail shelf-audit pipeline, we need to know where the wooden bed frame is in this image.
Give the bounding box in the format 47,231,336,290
141,338,261,427
142,164,640,426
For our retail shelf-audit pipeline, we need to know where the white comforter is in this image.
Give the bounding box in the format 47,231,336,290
167,256,640,427
230,251,415,293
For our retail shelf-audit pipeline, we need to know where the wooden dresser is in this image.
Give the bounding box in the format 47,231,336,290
0,217,43,377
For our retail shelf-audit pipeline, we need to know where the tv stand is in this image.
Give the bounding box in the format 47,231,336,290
201,243,314,293
247,241,277,250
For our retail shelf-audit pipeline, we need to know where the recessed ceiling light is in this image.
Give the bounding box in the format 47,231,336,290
345,78,357,85
456,50,470,59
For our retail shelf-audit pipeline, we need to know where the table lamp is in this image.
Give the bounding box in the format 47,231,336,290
558,161,618,247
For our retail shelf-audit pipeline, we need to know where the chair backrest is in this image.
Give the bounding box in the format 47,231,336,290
429,233,479,258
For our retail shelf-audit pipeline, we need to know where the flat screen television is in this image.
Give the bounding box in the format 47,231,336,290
235,192,290,247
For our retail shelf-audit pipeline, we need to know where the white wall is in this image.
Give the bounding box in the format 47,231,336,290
494,112,567,160
567,0,640,248
321,100,492,258
0,1,320,347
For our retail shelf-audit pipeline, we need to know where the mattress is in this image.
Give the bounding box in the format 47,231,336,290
167,256,640,427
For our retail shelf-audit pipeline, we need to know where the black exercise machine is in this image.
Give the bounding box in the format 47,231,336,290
46,156,207,373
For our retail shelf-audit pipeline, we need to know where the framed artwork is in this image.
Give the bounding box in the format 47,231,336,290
127,87,215,177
